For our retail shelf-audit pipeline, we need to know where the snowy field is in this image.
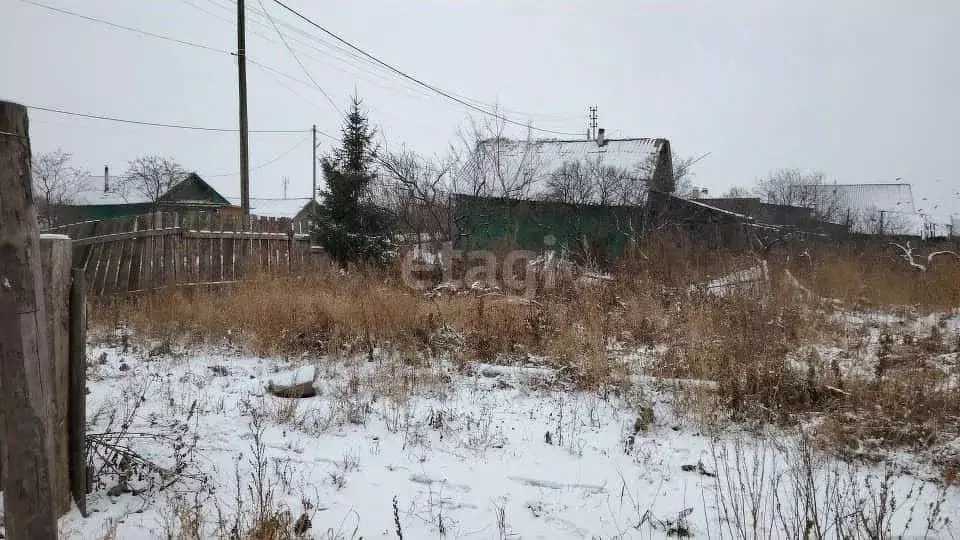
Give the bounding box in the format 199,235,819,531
43,334,960,539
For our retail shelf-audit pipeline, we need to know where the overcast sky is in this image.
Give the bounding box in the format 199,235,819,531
2,0,958,220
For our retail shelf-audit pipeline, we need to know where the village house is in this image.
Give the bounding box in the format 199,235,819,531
451,131,678,258
56,168,233,224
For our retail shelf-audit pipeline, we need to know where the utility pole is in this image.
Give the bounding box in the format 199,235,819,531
237,0,250,217
312,124,317,201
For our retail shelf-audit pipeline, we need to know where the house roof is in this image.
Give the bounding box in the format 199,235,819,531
160,173,230,205
458,137,669,198
225,197,317,218
814,183,916,215
73,177,149,205
70,172,227,206
812,183,924,235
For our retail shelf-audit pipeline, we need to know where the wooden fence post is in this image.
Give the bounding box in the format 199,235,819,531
39,235,73,517
0,100,58,538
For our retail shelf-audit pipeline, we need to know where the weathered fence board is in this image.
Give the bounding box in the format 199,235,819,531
40,236,73,517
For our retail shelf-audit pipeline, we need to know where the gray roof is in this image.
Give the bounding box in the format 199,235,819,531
457,137,669,199
812,183,926,235
72,177,150,205
814,183,916,215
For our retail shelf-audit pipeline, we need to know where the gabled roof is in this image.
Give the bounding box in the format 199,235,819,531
159,173,230,205
458,137,670,199
70,172,228,207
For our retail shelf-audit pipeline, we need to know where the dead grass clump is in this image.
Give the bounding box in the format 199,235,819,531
809,242,960,310
654,283,836,419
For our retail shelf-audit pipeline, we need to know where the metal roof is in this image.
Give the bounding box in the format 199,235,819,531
457,137,668,200
814,183,916,215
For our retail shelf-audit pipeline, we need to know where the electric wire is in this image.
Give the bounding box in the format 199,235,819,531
25,104,306,133
269,0,583,136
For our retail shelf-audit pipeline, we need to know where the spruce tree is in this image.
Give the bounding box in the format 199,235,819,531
313,95,395,265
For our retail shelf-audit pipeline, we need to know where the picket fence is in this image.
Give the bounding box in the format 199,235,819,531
47,212,322,297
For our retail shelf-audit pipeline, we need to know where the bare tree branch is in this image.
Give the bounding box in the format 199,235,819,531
123,156,186,205
31,148,90,226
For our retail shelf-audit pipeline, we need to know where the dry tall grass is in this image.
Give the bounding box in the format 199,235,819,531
90,235,960,474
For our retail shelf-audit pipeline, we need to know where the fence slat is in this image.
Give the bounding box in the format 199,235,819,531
91,220,114,296
223,214,235,282
116,235,133,294
211,214,224,282
151,213,163,289
128,216,145,292
163,213,175,287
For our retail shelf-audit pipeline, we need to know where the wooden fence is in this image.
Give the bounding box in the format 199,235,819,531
47,212,322,297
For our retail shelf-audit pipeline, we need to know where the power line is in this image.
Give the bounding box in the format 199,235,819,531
199,0,439,105
20,0,234,55
269,0,582,137
255,0,342,115
25,104,307,133
205,134,311,176
21,0,346,130
228,0,580,122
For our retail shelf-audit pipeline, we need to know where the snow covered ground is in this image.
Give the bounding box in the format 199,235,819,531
43,337,960,539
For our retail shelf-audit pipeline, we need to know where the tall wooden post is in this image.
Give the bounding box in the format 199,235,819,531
0,100,58,539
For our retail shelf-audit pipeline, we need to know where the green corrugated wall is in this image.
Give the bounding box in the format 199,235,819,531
454,195,645,262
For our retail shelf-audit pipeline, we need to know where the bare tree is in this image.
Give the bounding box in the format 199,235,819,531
451,113,544,201
545,161,595,205
723,185,753,198
31,149,90,226
376,147,458,243
755,169,843,221
122,155,186,206
671,154,699,197
634,151,699,198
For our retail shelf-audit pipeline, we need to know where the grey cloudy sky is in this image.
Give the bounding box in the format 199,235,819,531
2,0,958,220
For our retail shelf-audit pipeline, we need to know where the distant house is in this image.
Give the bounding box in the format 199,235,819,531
457,131,675,201
811,183,924,236
226,197,321,232
451,132,676,257
57,171,233,223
